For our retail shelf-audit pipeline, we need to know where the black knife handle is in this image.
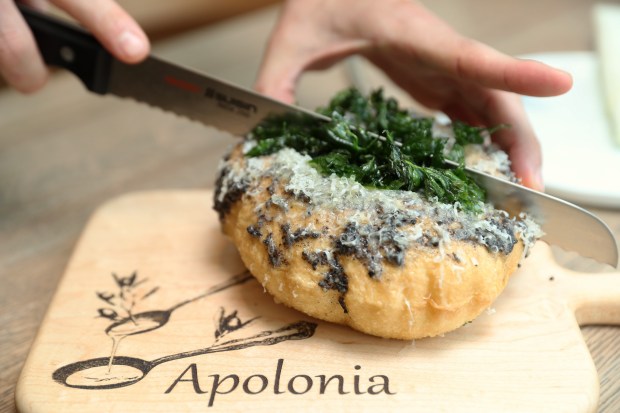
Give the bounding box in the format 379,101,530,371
18,4,112,94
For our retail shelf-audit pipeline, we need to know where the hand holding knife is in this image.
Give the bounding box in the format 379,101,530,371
18,4,618,267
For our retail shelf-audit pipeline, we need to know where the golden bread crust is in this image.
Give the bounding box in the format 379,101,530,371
216,145,526,339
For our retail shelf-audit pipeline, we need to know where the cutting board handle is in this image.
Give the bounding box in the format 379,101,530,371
534,244,620,326
565,271,620,325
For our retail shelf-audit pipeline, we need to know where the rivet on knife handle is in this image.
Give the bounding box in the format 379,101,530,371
19,4,112,94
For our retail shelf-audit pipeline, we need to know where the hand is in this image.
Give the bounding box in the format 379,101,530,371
0,0,149,93
255,0,573,190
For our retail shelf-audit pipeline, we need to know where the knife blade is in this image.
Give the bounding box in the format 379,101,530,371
19,4,330,136
464,168,618,268
20,5,618,267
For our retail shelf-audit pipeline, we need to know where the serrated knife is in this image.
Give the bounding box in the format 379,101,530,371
21,5,618,267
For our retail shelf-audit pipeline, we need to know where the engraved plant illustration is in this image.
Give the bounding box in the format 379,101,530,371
96,271,159,326
51,270,316,390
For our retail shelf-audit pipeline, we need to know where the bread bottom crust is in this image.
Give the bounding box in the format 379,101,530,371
219,173,524,340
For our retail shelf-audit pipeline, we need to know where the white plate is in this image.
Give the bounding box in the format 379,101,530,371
521,51,620,208
346,53,620,209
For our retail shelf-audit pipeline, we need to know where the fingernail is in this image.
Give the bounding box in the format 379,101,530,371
118,31,146,59
532,168,544,192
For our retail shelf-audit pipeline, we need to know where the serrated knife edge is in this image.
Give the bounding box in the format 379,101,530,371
20,4,619,267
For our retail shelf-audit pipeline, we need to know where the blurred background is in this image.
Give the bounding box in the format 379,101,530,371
0,0,608,91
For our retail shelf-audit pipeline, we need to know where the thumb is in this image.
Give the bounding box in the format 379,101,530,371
485,93,544,191
254,39,303,104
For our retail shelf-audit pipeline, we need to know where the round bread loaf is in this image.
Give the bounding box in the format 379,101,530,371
214,142,541,340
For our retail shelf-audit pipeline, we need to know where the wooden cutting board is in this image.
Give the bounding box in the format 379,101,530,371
15,191,620,413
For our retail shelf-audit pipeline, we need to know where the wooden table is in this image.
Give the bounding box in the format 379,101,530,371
1,1,618,412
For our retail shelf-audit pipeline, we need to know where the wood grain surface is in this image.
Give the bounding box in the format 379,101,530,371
13,191,620,413
1,1,619,412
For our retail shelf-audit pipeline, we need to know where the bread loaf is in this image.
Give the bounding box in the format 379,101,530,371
213,89,542,339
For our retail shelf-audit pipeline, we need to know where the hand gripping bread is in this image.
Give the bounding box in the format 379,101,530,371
213,90,542,340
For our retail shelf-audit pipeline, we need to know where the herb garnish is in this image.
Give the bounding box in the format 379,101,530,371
246,88,503,212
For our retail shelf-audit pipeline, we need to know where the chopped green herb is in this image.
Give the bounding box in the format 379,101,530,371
246,88,503,212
